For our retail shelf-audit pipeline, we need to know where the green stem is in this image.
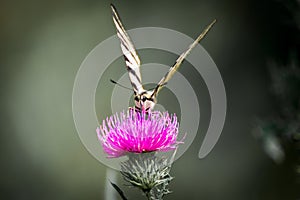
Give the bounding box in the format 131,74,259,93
145,191,151,200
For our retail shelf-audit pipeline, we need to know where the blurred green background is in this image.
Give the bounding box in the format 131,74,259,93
1,0,299,199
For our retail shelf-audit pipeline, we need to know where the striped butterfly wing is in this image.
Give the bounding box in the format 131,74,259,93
111,4,144,94
151,19,217,98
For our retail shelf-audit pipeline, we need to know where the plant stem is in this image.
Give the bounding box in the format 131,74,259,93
145,191,151,200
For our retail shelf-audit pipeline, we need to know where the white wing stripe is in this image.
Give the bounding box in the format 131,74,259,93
113,19,140,66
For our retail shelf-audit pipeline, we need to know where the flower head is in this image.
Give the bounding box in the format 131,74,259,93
97,109,181,158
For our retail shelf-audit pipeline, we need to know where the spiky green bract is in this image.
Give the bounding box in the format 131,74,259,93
120,151,176,200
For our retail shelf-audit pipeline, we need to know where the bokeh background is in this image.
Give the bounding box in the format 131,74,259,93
1,0,299,199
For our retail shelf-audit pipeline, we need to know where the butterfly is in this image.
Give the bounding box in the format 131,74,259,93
110,4,216,112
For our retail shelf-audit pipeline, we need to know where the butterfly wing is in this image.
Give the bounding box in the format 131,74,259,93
151,19,217,98
111,4,143,94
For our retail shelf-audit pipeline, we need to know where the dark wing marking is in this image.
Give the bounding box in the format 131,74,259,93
151,19,217,97
111,4,143,93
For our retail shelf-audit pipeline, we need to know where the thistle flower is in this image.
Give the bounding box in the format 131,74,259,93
97,109,181,158
121,152,175,200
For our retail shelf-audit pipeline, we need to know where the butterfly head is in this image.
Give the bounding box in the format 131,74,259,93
134,90,157,112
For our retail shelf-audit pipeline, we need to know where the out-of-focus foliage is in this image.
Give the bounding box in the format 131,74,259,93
253,0,300,188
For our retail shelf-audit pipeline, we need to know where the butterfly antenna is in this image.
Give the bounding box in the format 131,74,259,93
110,79,132,90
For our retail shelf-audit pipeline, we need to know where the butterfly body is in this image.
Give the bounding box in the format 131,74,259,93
110,4,216,112
134,90,156,112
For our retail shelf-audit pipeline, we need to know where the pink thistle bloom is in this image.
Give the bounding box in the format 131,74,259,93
97,109,182,158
